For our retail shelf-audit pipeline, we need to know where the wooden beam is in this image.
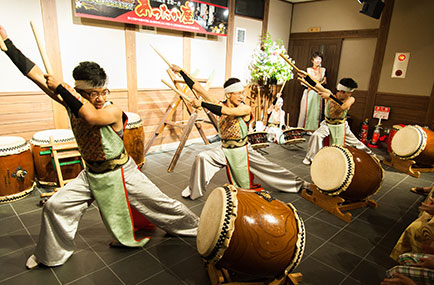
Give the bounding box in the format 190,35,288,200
290,29,379,40
363,0,394,120
225,0,236,80
125,24,138,113
40,0,69,129
261,0,270,38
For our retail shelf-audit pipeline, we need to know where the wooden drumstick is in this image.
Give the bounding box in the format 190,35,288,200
161,79,193,103
0,37,7,52
151,44,172,67
279,53,302,74
30,21,53,74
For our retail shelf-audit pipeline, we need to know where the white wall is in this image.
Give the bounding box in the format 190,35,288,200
0,0,46,92
268,0,293,49
231,16,263,84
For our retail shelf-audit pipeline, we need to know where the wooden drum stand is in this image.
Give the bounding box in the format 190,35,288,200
382,153,434,178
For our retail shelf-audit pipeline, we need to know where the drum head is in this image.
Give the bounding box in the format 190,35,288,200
311,146,352,192
31,129,75,145
125,112,142,128
0,136,29,156
391,126,423,157
197,186,237,258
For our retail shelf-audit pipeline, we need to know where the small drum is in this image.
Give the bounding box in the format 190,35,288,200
247,132,269,150
386,124,405,153
0,136,35,203
391,125,434,166
197,185,305,277
281,128,306,145
311,145,384,201
30,129,82,185
123,112,145,167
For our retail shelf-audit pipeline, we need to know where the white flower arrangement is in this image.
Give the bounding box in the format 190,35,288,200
249,33,294,85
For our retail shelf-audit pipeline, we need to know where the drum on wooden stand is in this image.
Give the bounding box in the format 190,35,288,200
310,145,384,201
197,185,305,278
391,125,434,167
0,136,35,203
386,124,405,153
247,131,269,150
280,128,306,145
124,112,145,168
30,129,82,185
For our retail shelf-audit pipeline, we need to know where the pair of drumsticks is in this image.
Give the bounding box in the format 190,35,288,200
279,53,343,105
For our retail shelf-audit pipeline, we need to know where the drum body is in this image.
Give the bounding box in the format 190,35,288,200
311,145,384,201
0,136,35,203
30,129,82,185
391,125,434,166
281,128,306,145
197,185,305,277
124,112,145,167
247,132,269,150
386,124,405,153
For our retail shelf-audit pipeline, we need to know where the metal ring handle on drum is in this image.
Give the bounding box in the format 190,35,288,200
317,145,355,197
392,125,427,160
204,184,238,264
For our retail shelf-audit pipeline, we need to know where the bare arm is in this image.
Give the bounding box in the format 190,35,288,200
169,64,219,104
221,104,251,117
0,25,64,106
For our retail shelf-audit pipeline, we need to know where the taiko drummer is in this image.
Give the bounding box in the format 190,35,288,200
0,25,199,269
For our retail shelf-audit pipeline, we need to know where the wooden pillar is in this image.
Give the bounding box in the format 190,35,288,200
363,0,394,120
262,0,270,38
125,24,138,113
425,82,434,128
183,33,192,120
40,0,69,129
225,0,235,80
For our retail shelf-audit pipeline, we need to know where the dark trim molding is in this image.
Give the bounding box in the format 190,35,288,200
290,29,379,40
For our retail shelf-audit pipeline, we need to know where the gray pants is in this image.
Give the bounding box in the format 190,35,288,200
183,145,308,200
304,120,373,162
34,158,199,266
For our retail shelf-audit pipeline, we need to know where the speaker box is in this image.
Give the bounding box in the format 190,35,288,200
360,0,384,19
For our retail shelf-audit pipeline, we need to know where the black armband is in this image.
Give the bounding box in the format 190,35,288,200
4,39,35,75
56,85,83,117
179,70,195,90
272,97,278,105
201,101,222,116
304,74,317,87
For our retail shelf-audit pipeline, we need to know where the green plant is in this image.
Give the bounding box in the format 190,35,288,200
249,33,294,85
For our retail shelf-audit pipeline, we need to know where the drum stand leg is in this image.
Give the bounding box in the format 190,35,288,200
382,152,420,178
205,263,302,285
301,184,377,223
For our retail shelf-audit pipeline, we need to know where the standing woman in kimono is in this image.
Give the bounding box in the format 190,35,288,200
297,52,327,132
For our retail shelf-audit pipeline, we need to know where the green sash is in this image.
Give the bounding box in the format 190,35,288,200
222,146,250,189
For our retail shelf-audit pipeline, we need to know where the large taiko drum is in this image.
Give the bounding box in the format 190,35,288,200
30,129,82,185
386,124,405,153
247,131,269,150
0,136,35,203
123,112,145,167
391,125,434,166
311,145,384,201
197,185,305,277
280,128,306,145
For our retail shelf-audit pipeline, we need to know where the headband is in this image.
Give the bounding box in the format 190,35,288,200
75,80,107,90
224,82,244,94
337,83,355,93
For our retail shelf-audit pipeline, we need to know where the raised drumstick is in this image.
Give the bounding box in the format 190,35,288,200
30,21,53,74
161,79,193,103
151,45,172,67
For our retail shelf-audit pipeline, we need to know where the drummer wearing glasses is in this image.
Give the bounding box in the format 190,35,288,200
0,25,199,269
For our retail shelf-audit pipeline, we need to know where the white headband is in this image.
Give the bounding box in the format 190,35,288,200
224,82,244,94
75,80,107,90
337,83,355,92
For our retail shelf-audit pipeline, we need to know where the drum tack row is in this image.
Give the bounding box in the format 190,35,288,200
0,112,145,204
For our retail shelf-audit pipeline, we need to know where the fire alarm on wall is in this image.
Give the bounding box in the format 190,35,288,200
391,52,410,78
